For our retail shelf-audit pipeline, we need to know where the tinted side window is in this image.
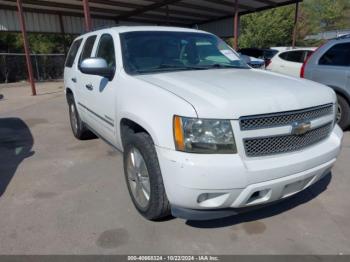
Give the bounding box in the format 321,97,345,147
65,39,82,67
279,50,305,63
79,35,97,65
96,34,116,69
279,52,288,60
319,43,350,66
288,51,305,63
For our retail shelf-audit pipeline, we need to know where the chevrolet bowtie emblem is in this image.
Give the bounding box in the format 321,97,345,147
291,121,311,135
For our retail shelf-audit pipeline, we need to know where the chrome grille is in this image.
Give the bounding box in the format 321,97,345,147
240,104,333,130
244,123,332,157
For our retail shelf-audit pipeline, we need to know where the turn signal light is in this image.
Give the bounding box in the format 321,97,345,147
173,115,185,151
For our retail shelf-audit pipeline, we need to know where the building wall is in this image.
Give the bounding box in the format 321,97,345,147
1,8,233,36
198,17,237,38
0,9,116,34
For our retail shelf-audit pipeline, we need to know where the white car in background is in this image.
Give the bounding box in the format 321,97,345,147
266,48,316,77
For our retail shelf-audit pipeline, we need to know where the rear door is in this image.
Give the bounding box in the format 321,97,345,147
64,38,83,104
311,42,350,90
75,34,98,127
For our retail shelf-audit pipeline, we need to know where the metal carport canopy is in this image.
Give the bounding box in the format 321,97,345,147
0,0,302,35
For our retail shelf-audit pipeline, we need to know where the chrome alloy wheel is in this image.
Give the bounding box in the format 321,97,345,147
126,147,151,208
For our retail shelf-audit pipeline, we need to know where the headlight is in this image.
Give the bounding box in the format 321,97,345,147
173,116,237,154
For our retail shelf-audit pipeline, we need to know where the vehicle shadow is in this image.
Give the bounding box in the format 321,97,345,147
0,118,34,196
186,173,331,228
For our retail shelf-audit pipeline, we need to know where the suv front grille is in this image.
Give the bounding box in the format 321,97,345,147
244,123,332,157
239,104,333,130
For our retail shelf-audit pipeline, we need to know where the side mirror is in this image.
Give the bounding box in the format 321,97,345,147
80,58,114,80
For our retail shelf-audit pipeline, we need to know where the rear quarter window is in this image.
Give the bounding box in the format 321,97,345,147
65,39,82,68
279,50,305,63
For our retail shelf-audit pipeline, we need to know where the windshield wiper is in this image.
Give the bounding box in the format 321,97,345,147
158,64,209,70
135,64,208,73
132,63,247,74
206,64,246,69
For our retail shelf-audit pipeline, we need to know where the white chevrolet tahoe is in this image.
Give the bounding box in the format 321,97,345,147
64,26,343,221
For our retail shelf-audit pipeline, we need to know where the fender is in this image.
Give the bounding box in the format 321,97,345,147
328,85,350,104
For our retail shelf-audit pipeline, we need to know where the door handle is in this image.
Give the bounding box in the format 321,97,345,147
71,77,77,83
85,83,93,90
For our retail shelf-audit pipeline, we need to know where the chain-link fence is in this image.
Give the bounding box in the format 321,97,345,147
0,53,65,83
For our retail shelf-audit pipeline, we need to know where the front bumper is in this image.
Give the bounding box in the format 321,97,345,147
156,125,343,219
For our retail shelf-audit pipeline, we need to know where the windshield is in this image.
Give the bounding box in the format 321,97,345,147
120,31,250,74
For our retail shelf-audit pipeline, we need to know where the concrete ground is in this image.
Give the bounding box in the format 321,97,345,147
0,81,350,255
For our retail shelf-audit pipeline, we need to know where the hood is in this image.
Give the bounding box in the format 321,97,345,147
135,69,336,119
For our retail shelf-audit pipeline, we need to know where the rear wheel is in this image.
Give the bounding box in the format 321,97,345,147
123,129,171,220
67,94,94,140
336,94,350,130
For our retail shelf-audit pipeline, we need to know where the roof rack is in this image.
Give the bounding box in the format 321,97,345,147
334,34,350,40
80,24,116,35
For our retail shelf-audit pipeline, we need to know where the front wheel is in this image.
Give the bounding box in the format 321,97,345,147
123,131,170,220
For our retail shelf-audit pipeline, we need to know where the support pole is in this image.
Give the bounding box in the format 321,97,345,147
233,0,239,50
82,0,92,32
16,0,36,96
292,1,299,48
58,14,67,55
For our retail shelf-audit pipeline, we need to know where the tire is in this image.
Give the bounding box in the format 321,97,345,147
122,129,171,220
336,94,350,130
67,94,94,140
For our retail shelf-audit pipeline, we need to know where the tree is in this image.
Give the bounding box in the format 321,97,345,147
238,5,295,48
237,0,350,48
303,0,349,32
296,0,350,46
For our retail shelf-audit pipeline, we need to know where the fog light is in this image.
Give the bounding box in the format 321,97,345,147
197,193,225,203
197,193,209,203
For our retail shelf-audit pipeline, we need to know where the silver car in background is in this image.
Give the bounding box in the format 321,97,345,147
302,35,350,130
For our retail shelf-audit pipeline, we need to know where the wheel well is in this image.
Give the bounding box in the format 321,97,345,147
66,88,73,101
328,86,350,105
335,91,350,106
120,118,151,145
120,118,149,135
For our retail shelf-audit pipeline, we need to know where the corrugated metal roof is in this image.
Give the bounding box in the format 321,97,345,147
0,0,301,35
